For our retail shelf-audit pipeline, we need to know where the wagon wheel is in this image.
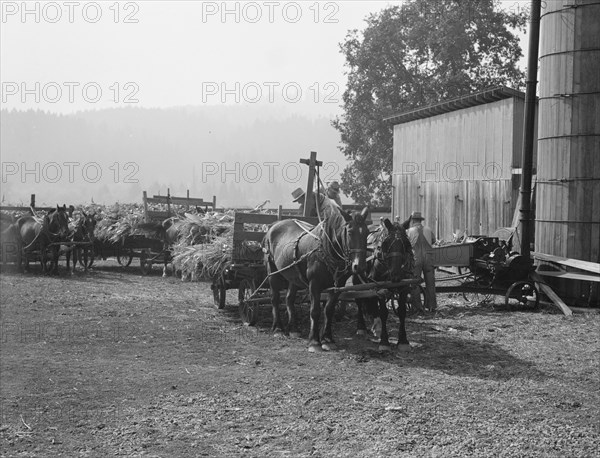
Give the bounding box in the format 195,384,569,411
392,285,427,316
462,290,494,305
505,281,539,310
238,278,259,326
117,249,134,267
212,276,227,309
335,300,348,322
41,258,55,273
77,249,95,268
139,251,153,275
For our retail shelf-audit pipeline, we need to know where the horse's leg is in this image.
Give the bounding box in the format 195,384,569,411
355,299,368,337
307,281,322,352
82,247,89,272
286,284,299,337
40,243,48,274
66,248,73,274
270,282,285,335
321,292,339,351
378,297,391,352
397,290,411,352
52,245,60,275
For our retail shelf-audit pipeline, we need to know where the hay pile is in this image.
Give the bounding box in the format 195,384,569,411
171,211,235,280
171,211,267,281
94,204,146,243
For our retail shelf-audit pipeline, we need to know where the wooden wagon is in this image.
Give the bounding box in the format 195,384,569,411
93,235,166,274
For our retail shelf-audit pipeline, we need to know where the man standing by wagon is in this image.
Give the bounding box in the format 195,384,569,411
406,211,438,312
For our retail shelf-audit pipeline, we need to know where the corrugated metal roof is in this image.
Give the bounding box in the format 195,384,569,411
384,86,525,125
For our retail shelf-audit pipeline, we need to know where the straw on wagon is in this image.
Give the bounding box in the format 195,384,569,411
170,211,266,281
93,204,146,243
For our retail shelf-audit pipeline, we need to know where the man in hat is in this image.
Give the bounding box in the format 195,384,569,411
291,187,334,218
326,181,343,207
406,211,437,311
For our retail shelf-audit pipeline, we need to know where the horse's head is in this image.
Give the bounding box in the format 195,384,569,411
81,211,97,242
45,204,70,240
376,218,411,282
341,206,369,275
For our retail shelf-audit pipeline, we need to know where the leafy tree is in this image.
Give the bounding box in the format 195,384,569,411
333,0,527,205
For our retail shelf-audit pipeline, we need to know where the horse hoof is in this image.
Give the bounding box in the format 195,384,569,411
289,332,301,338
321,342,337,351
308,345,323,353
378,345,392,353
273,330,285,338
397,344,412,353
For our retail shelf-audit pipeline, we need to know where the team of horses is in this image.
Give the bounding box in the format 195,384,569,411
0,205,98,275
1,204,417,353
264,204,416,353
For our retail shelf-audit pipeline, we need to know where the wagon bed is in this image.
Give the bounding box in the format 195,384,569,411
93,235,166,274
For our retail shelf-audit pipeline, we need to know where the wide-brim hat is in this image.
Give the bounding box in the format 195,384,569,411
291,187,305,202
410,211,424,220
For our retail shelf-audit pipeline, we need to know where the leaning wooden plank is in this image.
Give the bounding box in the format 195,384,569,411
530,271,573,316
536,271,600,283
532,252,600,274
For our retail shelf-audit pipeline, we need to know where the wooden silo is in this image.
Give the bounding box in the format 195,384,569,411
536,0,600,303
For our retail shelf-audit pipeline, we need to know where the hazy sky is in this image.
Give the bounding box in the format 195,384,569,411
1,1,527,116
1,1,407,115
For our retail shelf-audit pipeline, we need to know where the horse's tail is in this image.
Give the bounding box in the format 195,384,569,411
261,233,278,275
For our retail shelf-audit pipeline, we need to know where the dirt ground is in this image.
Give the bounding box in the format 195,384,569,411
1,261,599,457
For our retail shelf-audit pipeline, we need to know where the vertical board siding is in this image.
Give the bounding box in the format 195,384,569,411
392,98,517,241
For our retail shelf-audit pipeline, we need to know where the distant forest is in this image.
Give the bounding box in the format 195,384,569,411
0,105,347,208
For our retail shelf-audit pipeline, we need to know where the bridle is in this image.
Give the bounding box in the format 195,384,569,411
372,230,409,279
72,215,95,243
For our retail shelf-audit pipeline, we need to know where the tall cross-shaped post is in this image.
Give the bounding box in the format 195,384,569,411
299,151,323,217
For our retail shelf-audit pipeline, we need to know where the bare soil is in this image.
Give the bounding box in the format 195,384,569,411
1,261,599,457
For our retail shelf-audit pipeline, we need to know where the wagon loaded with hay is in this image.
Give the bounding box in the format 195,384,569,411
93,205,165,273
170,210,281,325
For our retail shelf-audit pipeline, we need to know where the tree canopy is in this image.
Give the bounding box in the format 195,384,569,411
333,0,528,205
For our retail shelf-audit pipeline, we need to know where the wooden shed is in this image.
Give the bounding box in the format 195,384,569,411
386,86,536,241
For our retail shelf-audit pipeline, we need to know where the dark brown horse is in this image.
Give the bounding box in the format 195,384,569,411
66,211,97,273
17,205,70,274
355,219,414,351
263,206,369,352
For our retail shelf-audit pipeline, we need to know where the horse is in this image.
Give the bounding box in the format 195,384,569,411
263,206,370,353
354,219,414,351
65,211,97,274
16,205,70,274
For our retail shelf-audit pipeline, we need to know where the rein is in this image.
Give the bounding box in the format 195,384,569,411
22,213,68,251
